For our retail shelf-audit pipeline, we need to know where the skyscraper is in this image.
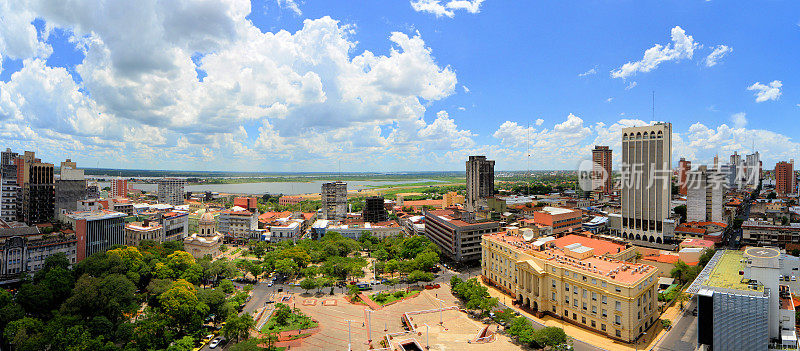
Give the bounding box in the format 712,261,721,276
321,181,347,220
17,151,55,225
591,146,613,195
157,178,185,206
687,166,725,223
0,149,19,223
744,151,761,188
620,123,672,244
110,178,128,199
55,159,87,216
465,155,495,212
678,157,692,196
362,196,388,223
775,161,794,195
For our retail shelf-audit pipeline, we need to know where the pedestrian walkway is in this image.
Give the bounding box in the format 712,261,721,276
479,280,671,351
357,293,382,310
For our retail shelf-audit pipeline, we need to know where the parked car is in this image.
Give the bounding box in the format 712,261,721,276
209,337,222,349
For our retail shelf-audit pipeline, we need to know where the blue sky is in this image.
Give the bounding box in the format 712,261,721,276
0,0,798,172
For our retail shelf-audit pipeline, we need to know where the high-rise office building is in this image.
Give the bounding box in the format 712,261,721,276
731,151,744,189
592,146,613,195
0,149,19,223
678,157,691,195
17,151,55,225
620,123,672,244
362,196,388,223
687,166,725,223
157,178,185,206
55,159,87,216
775,161,794,195
110,178,128,199
745,151,761,188
321,181,347,220
465,155,495,212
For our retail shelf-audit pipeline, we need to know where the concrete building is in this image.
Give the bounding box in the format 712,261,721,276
157,178,185,206
687,166,725,223
466,155,495,212
233,197,258,212
321,181,347,220
532,207,582,235
592,146,613,196
218,208,258,241
744,151,762,189
183,212,222,259
482,231,659,343
63,210,126,261
278,196,303,207
161,211,189,242
775,161,794,195
620,123,673,244
17,151,55,225
362,196,388,223
124,219,164,247
0,149,19,223
688,248,798,350
678,158,691,196
442,191,465,208
741,220,800,248
55,159,87,217
322,221,403,240
110,178,128,199
0,224,78,283
423,208,500,262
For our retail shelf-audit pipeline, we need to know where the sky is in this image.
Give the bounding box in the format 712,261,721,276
0,0,799,172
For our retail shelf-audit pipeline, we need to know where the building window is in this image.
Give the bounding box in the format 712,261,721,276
592,292,597,301
573,313,577,320
615,330,621,337
573,299,578,307
602,281,607,287
601,324,606,331
615,301,621,312
602,296,607,304
582,317,586,324
552,292,557,301
582,289,587,298
592,306,597,314
591,320,596,328
591,278,597,285
615,315,621,325
565,283,570,292
615,286,622,293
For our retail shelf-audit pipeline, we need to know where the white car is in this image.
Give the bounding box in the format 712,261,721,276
209,337,222,349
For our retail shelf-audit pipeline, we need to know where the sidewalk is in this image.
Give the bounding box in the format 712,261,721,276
480,280,673,351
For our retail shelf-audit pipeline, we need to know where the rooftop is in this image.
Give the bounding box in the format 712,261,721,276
551,234,626,256
540,206,577,216
65,210,127,221
705,250,763,292
126,221,163,231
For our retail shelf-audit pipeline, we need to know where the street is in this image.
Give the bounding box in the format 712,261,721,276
653,299,697,351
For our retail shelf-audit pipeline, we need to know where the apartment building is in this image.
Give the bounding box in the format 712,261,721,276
278,196,303,206
17,151,55,225
686,166,725,223
678,158,691,196
442,191,465,208
63,210,126,261
233,197,258,212
620,123,673,244
321,181,347,220
54,159,87,217
124,219,164,247
688,248,797,350
423,208,500,262
741,220,800,248
157,178,185,206
482,231,658,343
110,178,128,199
0,149,18,223
592,146,613,196
775,161,794,195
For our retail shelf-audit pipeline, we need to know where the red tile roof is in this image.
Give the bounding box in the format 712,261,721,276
642,254,680,264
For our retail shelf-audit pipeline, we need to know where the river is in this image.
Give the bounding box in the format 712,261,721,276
94,179,441,196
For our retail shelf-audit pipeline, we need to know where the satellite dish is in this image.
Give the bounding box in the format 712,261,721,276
522,228,535,242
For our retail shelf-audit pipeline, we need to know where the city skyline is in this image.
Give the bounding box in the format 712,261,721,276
1,1,799,172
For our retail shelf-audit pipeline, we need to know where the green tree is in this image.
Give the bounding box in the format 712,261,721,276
166,336,195,351
219,279,235,294
300,278,317,293
158,279,210,332
223,313,256,342
533,326,567,348
414,250,439,271
4,317,46,351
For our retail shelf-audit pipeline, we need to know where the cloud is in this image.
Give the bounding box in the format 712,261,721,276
535,118,544,126
625,81,638,90
730,112,747,128
611,26,697,79
705,45,732,67
747,80,782,102
606,97,613,103
579,66,597,77
462,85,470,93
410,0,485,18
276,0,302,15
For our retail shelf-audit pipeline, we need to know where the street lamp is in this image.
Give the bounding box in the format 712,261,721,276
346,320,353,351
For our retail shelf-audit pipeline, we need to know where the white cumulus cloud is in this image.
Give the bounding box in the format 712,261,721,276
611,26,697,79
705,45,732,67
747,80,782,102
276,0,302,15
410,0,485,18
730,112,747,128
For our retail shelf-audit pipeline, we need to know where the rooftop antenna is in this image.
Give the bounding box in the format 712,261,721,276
527,120,531,196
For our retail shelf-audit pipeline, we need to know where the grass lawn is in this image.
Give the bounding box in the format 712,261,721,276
369,290,420,306
261,310,318,334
